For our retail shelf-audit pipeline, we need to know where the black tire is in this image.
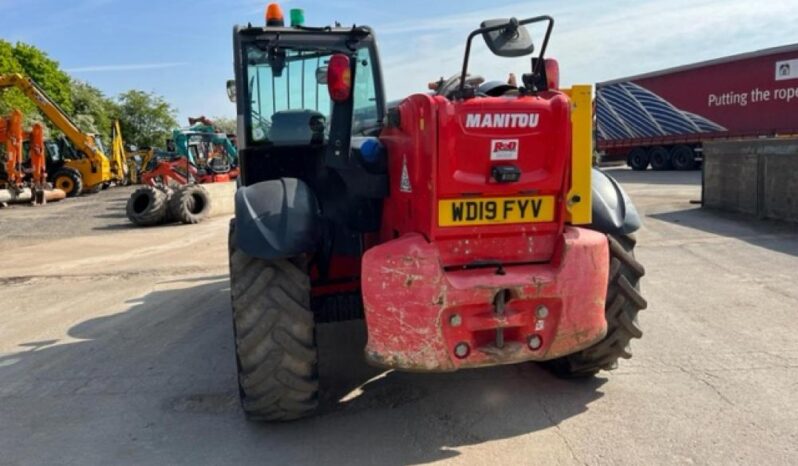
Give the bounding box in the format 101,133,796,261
126,186,168,226
671,145,696,171
162,188,176,223
546,234,647,377
0,170,8,189
168,184,211,224
229,228,319,421
627,148,649,171
52,167,83,197
649,146,672,171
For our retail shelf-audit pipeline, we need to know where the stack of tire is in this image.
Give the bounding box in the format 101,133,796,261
126,184,211,227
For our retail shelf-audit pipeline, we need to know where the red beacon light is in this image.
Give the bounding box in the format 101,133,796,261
265,3,285,27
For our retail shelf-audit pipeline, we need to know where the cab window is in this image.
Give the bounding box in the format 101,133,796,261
246,48,333,144
352,47,380,136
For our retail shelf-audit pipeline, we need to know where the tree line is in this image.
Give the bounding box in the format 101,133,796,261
0,39,179,149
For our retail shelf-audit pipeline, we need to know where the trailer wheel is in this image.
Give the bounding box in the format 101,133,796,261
649,146,672,171
168,184,211,224
671,145,696,171
228,223,318,421
126,185,168,226
52,167,84,197
545,233,647,378
627,148,649,171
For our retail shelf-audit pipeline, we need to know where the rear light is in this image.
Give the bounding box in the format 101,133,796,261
327,54,352,102
545,58,559,90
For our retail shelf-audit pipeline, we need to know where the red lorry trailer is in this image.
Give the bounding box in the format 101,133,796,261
595,43,798,171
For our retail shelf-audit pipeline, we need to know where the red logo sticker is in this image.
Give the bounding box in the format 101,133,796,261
491,139,519,160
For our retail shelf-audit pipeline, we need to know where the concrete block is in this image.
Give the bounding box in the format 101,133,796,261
703,143,759,216
202,181,236,218
704,138,798,223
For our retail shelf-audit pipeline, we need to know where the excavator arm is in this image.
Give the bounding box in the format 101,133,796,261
111,120,132,184
0,73,111,191
2,109,24,188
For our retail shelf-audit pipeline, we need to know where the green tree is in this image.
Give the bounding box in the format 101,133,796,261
71,79,116,136
115,90,178,148
211,116,236,134
12,42,73,114
0,40,36,119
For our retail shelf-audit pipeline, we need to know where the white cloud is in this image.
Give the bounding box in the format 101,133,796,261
374,0,798,100
66,62,189,73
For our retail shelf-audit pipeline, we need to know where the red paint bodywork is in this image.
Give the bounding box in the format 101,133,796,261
379,93,572,266
361,228,608,371
141,157,239,187
347,91,610,370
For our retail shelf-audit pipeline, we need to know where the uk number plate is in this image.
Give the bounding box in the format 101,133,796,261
438,196,555,227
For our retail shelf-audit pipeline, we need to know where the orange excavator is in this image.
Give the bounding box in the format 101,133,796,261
1,109,25,189
0,109,63,205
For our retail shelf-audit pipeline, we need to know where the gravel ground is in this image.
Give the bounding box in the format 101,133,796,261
0,169,796,465
0,185,136,251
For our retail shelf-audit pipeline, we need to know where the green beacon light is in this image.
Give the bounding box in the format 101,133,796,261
290,8,305,27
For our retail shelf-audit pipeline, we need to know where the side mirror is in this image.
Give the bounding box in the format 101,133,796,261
268,49,286,77
226,80,236,102
316,66,328,85
481,18,535,57
327,54,352,102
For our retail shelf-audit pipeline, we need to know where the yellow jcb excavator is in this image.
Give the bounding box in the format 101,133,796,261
0,73,128,196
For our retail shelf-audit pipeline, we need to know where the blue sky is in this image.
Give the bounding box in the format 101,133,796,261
2,0,796,123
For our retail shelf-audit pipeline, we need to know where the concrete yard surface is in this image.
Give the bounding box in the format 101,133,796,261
0,169,797,465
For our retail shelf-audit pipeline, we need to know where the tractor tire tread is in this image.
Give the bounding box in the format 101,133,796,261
125,186,168,226
168,184,211,224
229,235,318,422
545,233,647,378
52,167,84,197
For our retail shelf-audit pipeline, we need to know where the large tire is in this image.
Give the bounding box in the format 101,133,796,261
546,234,647,377
627,147,649,171
162,188,176,223
52,167,83,197
126,186,168,226
229,228,319,421
168,184,211,224
649,146,672,171
671,145,696,171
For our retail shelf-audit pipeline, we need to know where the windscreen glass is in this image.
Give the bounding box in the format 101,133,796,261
246,47,333,144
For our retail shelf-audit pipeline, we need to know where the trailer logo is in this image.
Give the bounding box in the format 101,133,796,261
465,113,539,129
775,59,798,81
490,139,519,160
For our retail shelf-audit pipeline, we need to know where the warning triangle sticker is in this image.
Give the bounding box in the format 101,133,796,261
400,155,412,193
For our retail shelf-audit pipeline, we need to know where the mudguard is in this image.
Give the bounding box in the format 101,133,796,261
234,178,320,260
589,168,642,235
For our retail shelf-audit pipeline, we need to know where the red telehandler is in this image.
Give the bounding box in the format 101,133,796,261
226,5,647,421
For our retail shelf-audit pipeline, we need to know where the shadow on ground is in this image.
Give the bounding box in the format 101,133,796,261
0,276,606,465
602,166,702,186
651,206,798,257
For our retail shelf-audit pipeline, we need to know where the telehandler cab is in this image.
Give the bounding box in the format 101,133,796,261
228,4,647,421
